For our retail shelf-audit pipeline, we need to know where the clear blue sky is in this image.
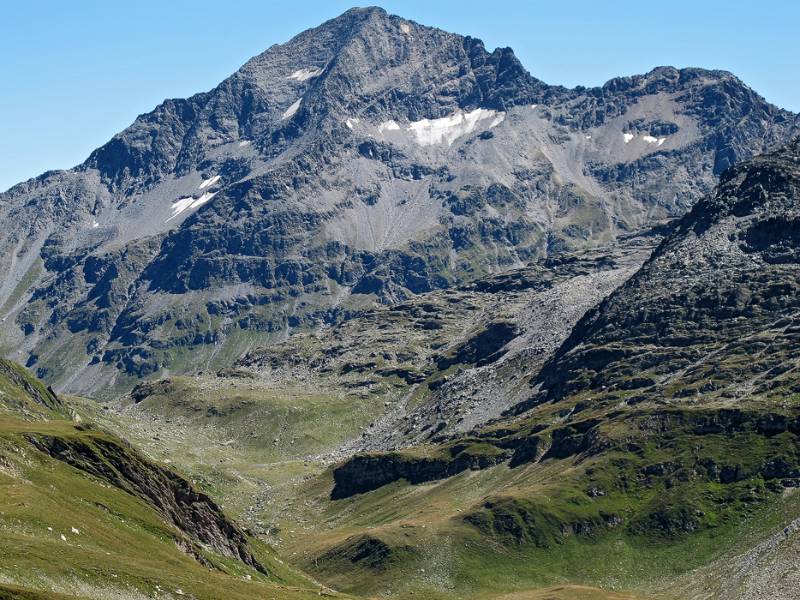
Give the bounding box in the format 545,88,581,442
2,0,798,192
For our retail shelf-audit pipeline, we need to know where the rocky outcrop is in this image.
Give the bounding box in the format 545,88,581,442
316,534,407,572
331,442,508,499
435,321,519,370
332,406,800,505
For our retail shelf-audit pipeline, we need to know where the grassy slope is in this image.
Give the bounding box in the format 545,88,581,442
0,364,346,600
292,466,799,599
0,360,66,420
75,374,387,536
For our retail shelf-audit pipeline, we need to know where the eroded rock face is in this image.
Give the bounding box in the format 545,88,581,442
0,7,797,395
331,444,508,499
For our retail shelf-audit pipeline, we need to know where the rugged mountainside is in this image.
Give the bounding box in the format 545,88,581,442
0,7,796,396
330,137,800,497
75,137,800,600
311,137,800,599
2,8,800,599
233,231,657,451
525,137,800,410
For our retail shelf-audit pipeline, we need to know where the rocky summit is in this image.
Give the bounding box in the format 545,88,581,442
1,6,800,600
0,6,797,397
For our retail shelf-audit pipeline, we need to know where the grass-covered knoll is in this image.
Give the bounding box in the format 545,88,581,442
0,583,83,599
488,587,645,600
0,360,67,420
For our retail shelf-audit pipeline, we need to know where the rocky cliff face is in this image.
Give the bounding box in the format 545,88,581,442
0,7,797,395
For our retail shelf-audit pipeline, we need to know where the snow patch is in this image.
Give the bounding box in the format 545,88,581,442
400,23,411,34
60,534,67,542
345,118,360,130
199,175,220,189
238,140,251,147
287,67,324,82
191,191,217,209
282,98,302,120
489,113,506,128
167,197,195,219
584,135,592,140
166,191,217,222
71,527,80,534
642,135,667,146
91,220,99,228
378,120,401,132
623,133,634,144
406,108,505,146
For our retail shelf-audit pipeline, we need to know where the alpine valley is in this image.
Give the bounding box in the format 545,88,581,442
0,7,799,600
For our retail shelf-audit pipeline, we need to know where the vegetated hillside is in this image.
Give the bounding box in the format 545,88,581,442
0,361,339,600
0,7,796,397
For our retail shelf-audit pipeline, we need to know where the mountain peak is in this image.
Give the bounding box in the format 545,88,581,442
203,5,545,147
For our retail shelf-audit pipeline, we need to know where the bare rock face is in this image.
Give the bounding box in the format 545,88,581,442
0,7,797,395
